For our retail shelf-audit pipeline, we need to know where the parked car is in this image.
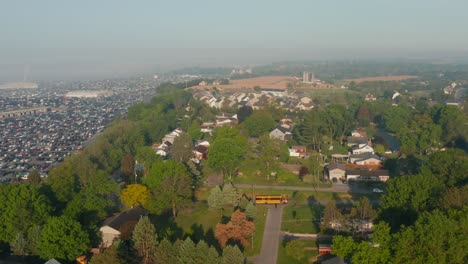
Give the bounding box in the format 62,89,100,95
372,188,384,193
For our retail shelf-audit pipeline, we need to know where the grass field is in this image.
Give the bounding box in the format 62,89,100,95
282,205,322,234
277,240,318,264
244,205,268,256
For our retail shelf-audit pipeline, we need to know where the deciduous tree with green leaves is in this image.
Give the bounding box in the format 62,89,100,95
38,216,89,262
208,127,247,181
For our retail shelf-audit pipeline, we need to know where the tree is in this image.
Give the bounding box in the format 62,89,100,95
10,232,28,256
321,200,345,232
242,110,276,137
194,240,210,264
439,185,468,210
27,170,41,184
208,127,247,180
0,184,51,242
221,245,244,264
215,210,255,248
222,183,239,207
38,216,89,262
207,246,221,264
236,106,253,124
132,216,158,264
89,242,126,264
380,173,442,230
394,210,467,264
145,160,193,217
207,186,224,210
332,223,392,264
421,149,468,187
357,104,371,127
177,237,197,264
285,240,306,261
121,154,135,180
382,106,411,133
120,184,150,209
349,197,377,232
155,238,176,264
434,105,468,145
245,202,257,220
172,132,194,163
256,134,284,179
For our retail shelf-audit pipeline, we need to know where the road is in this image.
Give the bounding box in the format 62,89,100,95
256,205,285,264
234,182,371,194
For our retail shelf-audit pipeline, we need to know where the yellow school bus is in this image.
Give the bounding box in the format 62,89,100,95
255,194,288,204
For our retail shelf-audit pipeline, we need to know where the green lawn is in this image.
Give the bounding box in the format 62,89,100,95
244,205,268,256
277,240,318,264
282,205,322,234
174,200,268,257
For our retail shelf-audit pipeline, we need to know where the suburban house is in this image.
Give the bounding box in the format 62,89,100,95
349,153,382,165
351,128,367,138
100,207,147,248
289,146,307,157
269,125,292,141
193,145,208,160
200,122,215,133
162,128,182,144
346,169,390,182
352,145,374,155
327,162,346,182
260,88,286,97
364,93,377,101
347,136,369,148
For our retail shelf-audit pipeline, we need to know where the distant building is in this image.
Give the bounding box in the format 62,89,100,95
260,88,286,97
327,162,346,182
303,71,310,83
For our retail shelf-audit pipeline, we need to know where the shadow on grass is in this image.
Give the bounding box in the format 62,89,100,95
150,212,184,242
190,224,220,250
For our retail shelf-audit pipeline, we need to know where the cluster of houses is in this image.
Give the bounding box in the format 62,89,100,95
200,113,238,134
327,128,390,183
151,128,210,163
192,89,314,112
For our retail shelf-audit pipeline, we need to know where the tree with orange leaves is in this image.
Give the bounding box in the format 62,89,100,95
215,210,255,248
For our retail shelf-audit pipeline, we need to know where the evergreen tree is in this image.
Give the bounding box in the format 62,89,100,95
132,216,158,264
155,238,176,264
222,183,239,207
208,186,224,210
245,202,257,220
206,246,220,264
194,240,209,264
177,237,197,264
221,245,244,264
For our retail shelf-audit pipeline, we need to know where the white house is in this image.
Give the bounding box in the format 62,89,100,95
352,145,374,155
269,126,292,141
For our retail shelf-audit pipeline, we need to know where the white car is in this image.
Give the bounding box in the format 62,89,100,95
373,188,384,193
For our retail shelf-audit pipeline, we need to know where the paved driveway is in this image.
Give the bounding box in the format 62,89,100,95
256,205,285,264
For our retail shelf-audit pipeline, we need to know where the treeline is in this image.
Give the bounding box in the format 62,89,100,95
294,101,467,155
331,148,468,263
90,216,244,264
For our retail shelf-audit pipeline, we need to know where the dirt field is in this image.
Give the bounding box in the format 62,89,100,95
345,75,418,83
189,76,295,91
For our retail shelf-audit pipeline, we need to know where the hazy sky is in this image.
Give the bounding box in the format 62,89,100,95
1,0,468,81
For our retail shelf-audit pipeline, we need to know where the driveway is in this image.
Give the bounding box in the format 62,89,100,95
256,205,285,264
